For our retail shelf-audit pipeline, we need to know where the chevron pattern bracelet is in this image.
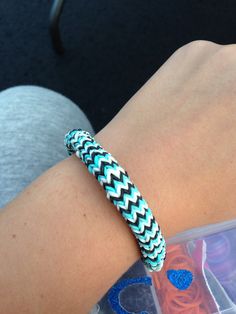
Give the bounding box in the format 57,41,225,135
64,128,166,272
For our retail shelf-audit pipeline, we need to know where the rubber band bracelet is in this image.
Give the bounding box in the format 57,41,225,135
64,128,166,272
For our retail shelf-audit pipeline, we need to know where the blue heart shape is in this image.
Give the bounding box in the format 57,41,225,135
166,269,193,290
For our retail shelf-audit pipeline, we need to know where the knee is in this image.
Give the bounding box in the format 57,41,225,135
0,84,95,136
0,84,51,96
0,85,72,113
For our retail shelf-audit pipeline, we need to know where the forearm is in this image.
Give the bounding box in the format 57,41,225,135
2,41,236,313
0,115,189,313
0,148,142,313
0,119,232,314
0,118,234,313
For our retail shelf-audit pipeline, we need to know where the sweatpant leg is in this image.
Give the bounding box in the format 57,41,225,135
0,85,95,209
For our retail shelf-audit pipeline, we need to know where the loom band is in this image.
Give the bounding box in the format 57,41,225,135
135,228,163,247
177,307,200,314
114,194,148,219
120,205,154,229
66,129,93,152
142,245,166,263
141,249,166,267
141,245,166,263
72,142,141,212
66,128,78,138
77,139,96,152
116,209,146,230
138,235,164,255
165,254,194,269
142,247,165,263
94,155,121,179
104,176,133,199
74,128,91,139
105,187,161,246
165,256,194,269
137,219,160,240
144,247,166,265
142,259,164,272
64,128,79,145
114,211,141,233
132,206,154,228
110,177,136,199
94,159,125,185
183,283,201,303
164,295,202,312
112,187,147,216
169,289,202,309
164,303,200,314
122,208,157,236
79,144,104,165
109,190,144,218
165,280,201,303
142,257,164,272
113,209,147,235
78,142,101,164
96,172,111,186
75,135,97,151
129,198,150,218
119,212,158,239
128,212,158,239
188,309,201,314
117,194,147,217
92,150,119,171
142,248,164,264
87,156,117,180
135,232,165,257
96,159,121,179
87,152,118,177
137,235,164,253
87,150,114,171
94,158,122,179
64,136,76,155
69,134,93,153
65,129,166,272
103,170,131,191
63,134,71,147
73,129,92,141
97,168,130,191
138,218,161,239
140,239,166,260
164,291,203,314
137,234,164,252
135,218,159,241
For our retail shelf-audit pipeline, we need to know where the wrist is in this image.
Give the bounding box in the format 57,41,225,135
94,121,205,239
94,124,177,238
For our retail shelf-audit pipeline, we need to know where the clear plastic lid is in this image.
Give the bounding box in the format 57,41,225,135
92,219,236,314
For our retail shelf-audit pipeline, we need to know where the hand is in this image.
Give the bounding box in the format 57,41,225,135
96,40,236,237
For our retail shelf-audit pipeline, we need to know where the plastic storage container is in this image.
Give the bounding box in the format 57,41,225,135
90,219,236,314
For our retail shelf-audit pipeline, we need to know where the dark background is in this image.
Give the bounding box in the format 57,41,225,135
0,0,235,132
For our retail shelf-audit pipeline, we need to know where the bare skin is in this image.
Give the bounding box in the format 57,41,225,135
1,40,236,313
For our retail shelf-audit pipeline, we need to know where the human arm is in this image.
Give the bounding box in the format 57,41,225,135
1,40,236,313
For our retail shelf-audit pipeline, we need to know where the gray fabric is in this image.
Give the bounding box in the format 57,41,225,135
0,85,95,209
